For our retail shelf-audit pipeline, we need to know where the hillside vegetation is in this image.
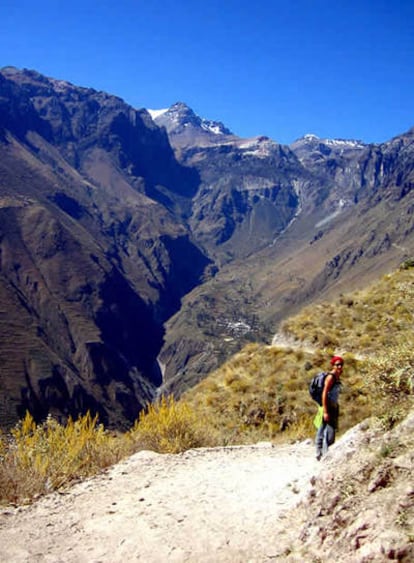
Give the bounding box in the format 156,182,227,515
280,259,414,355
0,263,413,505
182,261,414,443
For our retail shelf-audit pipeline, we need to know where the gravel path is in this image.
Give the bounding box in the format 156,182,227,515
0,440,320,562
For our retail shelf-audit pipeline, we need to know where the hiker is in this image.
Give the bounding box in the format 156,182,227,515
315,355,343,460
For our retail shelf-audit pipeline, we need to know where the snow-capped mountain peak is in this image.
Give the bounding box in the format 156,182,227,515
147,102,234,139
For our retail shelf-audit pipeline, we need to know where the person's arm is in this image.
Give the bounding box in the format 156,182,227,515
322,373,335,422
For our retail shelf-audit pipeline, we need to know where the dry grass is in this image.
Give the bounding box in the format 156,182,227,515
0,412,126,505
280,265,414,357
0,396,218,505
1,263,414,506
363,338,414,429
128,395,218,453
183,344,365,445
183,263,414,444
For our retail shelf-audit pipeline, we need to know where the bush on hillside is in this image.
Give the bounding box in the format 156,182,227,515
365,340,414,428
0,412,124,505
129,395,217,454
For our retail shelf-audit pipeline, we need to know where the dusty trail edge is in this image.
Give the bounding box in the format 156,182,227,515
0,439,321,562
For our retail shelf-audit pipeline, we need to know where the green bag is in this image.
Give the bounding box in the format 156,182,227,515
313,406,323,429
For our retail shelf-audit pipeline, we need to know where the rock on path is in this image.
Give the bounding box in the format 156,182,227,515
0,440,320,562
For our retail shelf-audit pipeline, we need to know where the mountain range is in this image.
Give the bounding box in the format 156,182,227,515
0,66,413,428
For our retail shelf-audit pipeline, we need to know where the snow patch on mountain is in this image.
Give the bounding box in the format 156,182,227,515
238,136,276,158
201,121,227,135
148,108,169,120
324,138,365,149
299,134,365,149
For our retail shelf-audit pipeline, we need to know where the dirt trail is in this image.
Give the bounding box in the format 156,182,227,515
271,332,367,361
0,440,320,562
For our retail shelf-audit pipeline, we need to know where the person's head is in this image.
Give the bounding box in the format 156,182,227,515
330,355,344,375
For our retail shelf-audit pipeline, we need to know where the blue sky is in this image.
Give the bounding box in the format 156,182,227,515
1,0,413,145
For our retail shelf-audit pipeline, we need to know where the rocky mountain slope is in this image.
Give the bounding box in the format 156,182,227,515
153,105,414,392
0,67,210,427
1,65,414,427
152,102,302,262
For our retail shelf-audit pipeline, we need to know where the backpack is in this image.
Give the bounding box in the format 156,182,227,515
309,372,328,405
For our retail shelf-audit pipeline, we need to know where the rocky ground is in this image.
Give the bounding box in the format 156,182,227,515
281,411,414,562
0,411,412,562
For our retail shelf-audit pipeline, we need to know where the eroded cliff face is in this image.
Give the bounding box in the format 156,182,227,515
186,142,301,261
0,161,166,428
155,110,414,393
0,68,209,428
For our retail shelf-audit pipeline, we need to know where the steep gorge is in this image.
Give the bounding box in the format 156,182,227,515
1,66,414,426
0,68,209,427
